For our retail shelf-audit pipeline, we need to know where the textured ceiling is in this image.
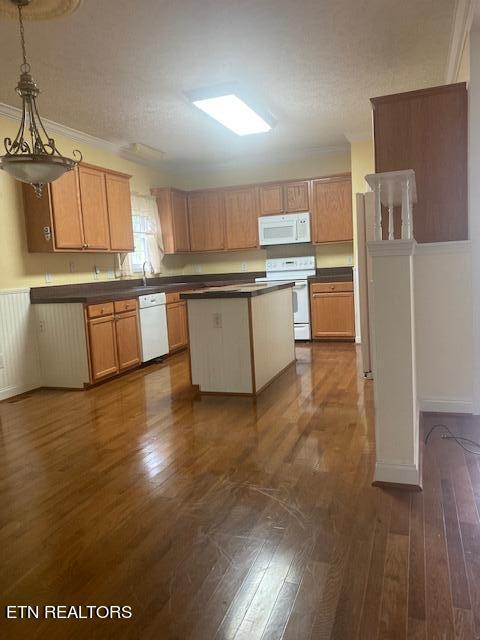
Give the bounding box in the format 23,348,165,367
0,0,455,170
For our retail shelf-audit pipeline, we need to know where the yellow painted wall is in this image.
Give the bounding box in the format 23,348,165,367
164,149,353,274
0,110,354,288
350,139,375,260
0,115,176,289
172,150,351,191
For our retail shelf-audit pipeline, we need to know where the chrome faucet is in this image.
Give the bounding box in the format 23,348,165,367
142,260,154,287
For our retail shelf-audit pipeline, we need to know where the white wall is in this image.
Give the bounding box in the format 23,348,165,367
415,242,473,412
0,289,41,400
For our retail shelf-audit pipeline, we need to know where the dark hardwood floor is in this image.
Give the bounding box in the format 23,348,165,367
1,343,480,639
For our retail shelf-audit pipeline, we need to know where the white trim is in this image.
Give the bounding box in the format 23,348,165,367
0,102,164,169
419,397,473,413
415,240,471,255
367,239,416,257
0,383,39,402
445,0,476,83
0,287,30,295
374,461,421,486
355,336,361,344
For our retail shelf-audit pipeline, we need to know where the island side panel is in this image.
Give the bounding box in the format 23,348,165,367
187,298,253,394
250,288,296,393
35,303,90,388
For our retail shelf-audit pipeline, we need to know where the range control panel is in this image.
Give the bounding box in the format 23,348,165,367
265,256,315,272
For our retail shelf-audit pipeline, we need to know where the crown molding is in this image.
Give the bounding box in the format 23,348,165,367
445,0,476,83
0,102,167,170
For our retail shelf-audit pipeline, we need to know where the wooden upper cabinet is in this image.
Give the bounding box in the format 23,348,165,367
371,83,468,242
284,181,309,212
311,175,353,243
78,166,111,250
105,173,134,252
23,163,132,253
224,187,259,250
188,190,225,252
153,188,190,253
259,184,284,215
49,168,84,249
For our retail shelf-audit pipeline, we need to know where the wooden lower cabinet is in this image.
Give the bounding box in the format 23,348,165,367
88,315,119,382
87,299,140,383
310,282,355,339
115,310,141,370
167,301,188,352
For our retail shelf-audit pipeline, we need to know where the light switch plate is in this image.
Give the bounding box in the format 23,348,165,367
241,262,247,272
213,312,222,328
45,272,52,283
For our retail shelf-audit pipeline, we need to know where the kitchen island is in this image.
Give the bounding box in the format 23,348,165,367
181,282,295,396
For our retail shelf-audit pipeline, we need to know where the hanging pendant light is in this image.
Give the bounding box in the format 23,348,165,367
0,0,81,197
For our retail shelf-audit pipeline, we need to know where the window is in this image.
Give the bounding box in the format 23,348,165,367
130,195,163,273
131,212,157,272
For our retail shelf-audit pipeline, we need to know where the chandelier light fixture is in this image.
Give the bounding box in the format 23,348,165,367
0,0,81,197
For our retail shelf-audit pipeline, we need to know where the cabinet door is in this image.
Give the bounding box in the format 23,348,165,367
171,190,190,252
259,184,284,215
224,187,259,249
284,181,309,212
105,173,134,251
167,302,188,352
188,190,225,251
50,168,84,249
311,292,355,338
88,316,119,381
78,166,111,250
115,311,141,370
312,176,353,243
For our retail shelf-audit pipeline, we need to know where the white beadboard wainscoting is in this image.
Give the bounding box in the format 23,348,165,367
0,289,41,401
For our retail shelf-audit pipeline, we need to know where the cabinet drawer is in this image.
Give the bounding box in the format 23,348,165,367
310,281,353,294
166,292,181,304
87,301,114,318
114,298,137,314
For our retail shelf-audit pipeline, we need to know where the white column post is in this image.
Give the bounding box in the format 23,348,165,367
368,239,420,487
374,184,382,240
387,202,394,240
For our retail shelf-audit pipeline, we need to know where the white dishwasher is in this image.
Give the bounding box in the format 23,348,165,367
138,293,169,363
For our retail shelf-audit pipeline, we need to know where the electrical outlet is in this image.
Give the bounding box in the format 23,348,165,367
69,261,76,273
45,272,52,284
213,312,222,328
194,264,202,273
39,320,45,333
107,270,115,279
347,256,353,266
241,262,247,272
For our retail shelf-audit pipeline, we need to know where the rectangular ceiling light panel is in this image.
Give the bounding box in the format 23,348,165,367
192,94,272,136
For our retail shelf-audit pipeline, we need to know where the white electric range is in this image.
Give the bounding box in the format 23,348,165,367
256,256,316,340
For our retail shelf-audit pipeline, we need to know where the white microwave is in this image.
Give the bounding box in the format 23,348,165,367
258,212,311,246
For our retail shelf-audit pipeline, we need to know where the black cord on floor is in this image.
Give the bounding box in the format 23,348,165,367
424,423,480,455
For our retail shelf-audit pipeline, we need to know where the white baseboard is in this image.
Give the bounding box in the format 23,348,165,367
418,397,473,414
374,461,420,486
0,382,39,402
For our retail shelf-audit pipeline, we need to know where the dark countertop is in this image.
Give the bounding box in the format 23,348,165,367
29,272,264,304
180,282,294,300
29,266,354,304
307,266,353,283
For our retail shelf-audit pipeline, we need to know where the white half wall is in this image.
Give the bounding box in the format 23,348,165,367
0,289,41,401
415,241,473,413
